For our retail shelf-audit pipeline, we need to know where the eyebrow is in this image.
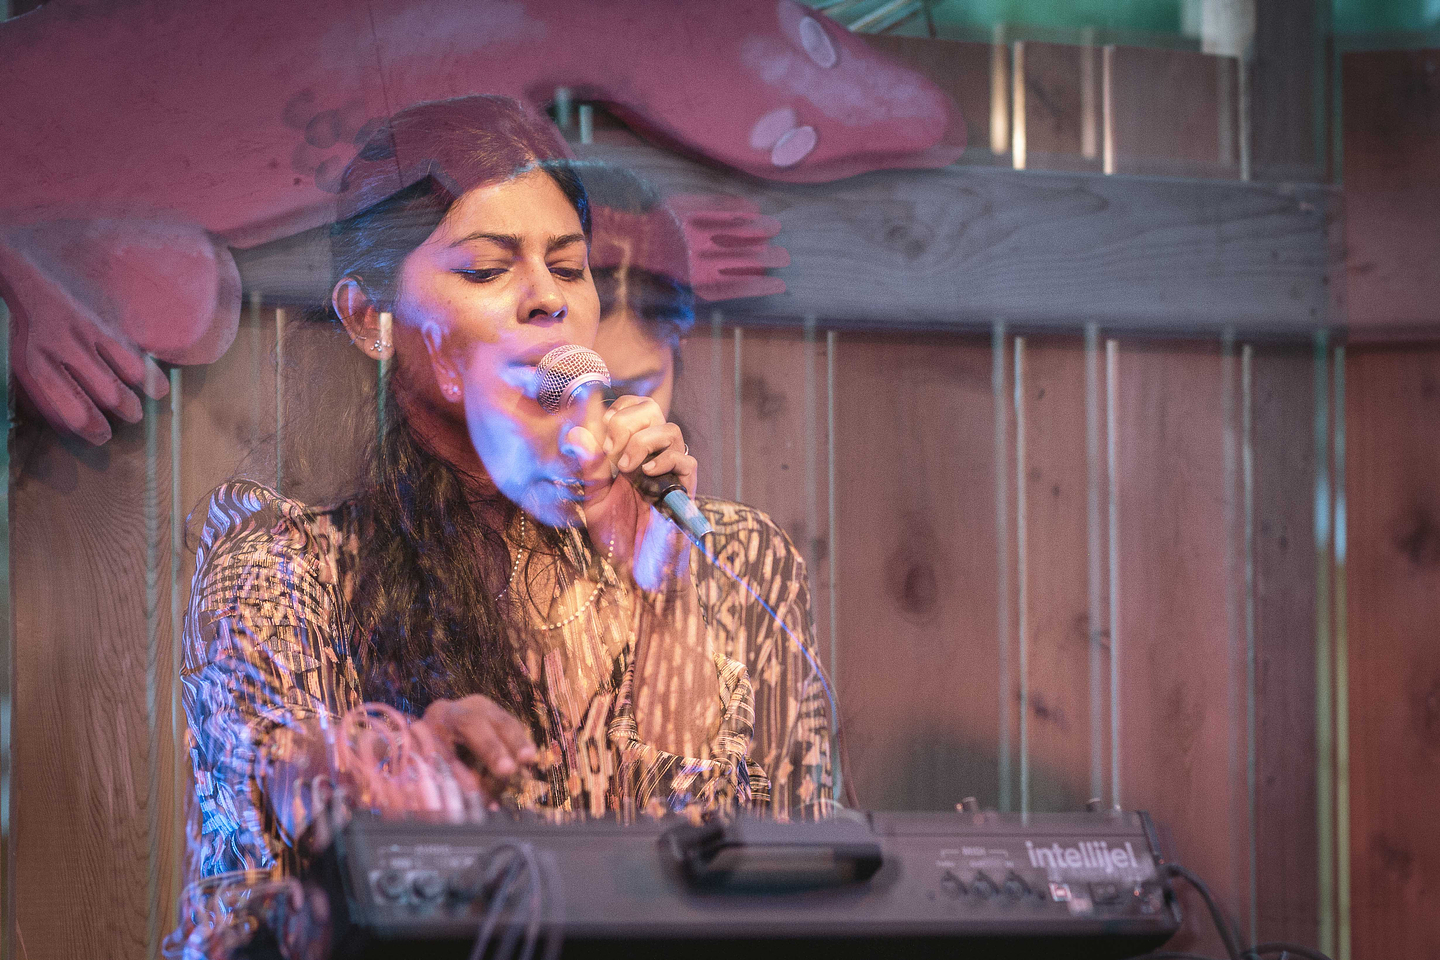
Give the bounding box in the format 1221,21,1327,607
449,232,588,254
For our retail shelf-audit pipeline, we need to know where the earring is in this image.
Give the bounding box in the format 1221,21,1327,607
442,381,461,401
372,337,391,354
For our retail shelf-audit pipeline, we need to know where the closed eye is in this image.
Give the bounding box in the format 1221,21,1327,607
455,268,504,283
550,266,586,281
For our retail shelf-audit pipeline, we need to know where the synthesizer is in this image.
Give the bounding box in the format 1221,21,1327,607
316,809,1182,959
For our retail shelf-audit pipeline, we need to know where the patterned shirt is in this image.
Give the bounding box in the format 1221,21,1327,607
168,481,833,958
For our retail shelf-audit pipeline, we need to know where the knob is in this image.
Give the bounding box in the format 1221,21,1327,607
1085,797,1104,812
1002,874,1029,899
411,871,445,902
971,873,998,899
375,869,408,901
958,797,981,813
939,870,965,899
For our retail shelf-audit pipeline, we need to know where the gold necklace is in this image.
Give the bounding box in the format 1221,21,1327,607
497,513,616,631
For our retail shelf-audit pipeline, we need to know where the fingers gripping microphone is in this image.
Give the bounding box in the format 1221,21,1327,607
536,345,713,546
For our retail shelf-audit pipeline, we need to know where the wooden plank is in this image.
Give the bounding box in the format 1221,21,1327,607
1109,45,1240,180
12,408,179,960
673,320,737,504
239,147,1340,334
830,331,1001,811
1252,0,1327,183
1115,339,1241,958
737,329,832,668
1020,42,1102,174
1018,336,1098,812
1342,50,1440,334
1345,344,1440,959
1249,343,1321,946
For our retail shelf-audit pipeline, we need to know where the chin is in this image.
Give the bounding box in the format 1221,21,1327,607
516,484,580,530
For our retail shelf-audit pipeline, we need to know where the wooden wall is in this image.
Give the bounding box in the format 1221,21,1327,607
1341,46,1440,960
672,325,1327,958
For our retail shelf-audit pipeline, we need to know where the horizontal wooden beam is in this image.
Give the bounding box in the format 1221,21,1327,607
235,140,1341,335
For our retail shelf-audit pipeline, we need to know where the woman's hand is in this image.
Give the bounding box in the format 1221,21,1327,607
410,694,538,800
565,393,698,587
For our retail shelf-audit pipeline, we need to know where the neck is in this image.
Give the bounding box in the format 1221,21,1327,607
393,385,498,498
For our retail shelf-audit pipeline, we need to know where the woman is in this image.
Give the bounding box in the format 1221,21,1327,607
577,161,840,822
170,97,828,959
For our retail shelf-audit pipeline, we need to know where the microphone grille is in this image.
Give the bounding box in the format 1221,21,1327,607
535,344,611,414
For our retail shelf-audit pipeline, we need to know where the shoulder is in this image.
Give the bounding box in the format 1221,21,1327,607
696,496,803,562
192,480,351,596
693,496,809,593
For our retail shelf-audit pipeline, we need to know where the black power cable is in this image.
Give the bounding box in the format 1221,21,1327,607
1145,863,1335,960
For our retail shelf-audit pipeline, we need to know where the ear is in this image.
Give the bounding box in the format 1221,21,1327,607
420,320,463,404
332,276,393,360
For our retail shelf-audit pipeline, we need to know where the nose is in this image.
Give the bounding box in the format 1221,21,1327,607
520,264,568,324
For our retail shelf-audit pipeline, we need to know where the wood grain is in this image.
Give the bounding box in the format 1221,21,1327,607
830,331,1002,811
1109,45,1240,180
1020,42,1102,174
1342,49,1440,334
1018,336,1099,812
1249,343,1321,946
1252,0,1328,183
12,406,179,960
1345,344,1440,959
239,142,1341,335
1114,339,1241,958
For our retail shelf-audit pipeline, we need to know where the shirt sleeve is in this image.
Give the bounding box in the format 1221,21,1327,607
179,481,361,877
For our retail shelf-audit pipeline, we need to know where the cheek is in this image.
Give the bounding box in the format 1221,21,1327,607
462,376,557,487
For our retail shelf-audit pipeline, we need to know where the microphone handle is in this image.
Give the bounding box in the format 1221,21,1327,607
601,387,713,546
628,468,713,547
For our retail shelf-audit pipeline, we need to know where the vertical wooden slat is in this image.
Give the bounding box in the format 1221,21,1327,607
1109,46,1241,180
1019,337,1097,813
1020,43,1102,174
673,322,737,504
1248,343,1321,946
993,325,1014,811
833,332,1000,811
1251,0,1328,182
1346,344,1440,960
1114,339,1238,958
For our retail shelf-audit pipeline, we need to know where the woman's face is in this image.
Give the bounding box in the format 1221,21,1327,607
394,168,602,525
592,262,677,417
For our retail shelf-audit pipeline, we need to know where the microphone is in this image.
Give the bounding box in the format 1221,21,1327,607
535,344,713,546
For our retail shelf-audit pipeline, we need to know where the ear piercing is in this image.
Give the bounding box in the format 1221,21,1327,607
372,337,391,353
442,381,461,401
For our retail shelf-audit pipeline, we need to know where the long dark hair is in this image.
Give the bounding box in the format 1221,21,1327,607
326,97,588,717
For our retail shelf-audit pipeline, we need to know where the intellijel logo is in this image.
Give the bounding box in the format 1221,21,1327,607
1025,839,1138,874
